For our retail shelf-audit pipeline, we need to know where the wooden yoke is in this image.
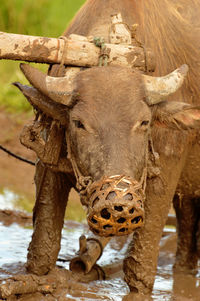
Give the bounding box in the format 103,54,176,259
0,15,155,72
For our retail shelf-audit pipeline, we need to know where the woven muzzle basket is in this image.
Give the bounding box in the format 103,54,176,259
86,175,145,237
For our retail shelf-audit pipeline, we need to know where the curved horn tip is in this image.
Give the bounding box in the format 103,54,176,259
20,63,36,78
178,64,189,76
143,64,189,105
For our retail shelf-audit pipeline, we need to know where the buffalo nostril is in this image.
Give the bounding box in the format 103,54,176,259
103,224,112,230
117,217,126,224
123,193,133,201
106,191,117,200
129,208,135,214
101,208,111,219
131,216,142,224
114,205,123,212
91,217,97,224
92,197,99,207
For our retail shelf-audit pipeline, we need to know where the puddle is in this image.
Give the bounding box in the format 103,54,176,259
0,222,32,279
0,189,200,300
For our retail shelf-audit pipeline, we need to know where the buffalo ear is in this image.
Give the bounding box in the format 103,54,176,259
153,100,200,130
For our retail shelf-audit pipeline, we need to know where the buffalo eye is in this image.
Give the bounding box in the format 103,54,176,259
140,120,149,127
74,120,85,130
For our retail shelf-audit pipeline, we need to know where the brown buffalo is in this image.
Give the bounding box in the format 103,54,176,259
15,0,200,296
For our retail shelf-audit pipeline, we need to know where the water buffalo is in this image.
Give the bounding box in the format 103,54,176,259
15,0,200,296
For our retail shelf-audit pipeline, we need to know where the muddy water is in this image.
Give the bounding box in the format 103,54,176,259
0,189,200,300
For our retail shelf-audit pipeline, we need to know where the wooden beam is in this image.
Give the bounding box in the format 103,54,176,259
0,31,155,72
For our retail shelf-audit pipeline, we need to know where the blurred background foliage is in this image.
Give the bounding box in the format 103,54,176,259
0,0,85,112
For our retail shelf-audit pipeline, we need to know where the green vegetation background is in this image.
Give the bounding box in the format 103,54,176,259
0,0,85,112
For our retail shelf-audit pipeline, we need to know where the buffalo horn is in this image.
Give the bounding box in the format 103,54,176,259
143,64,189,105
20,63,75,106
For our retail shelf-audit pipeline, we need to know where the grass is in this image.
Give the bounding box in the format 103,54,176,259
0,0,85,112
0,61,48,113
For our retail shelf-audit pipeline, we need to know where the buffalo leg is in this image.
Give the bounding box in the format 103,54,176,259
123,179,172,294
26,161,72,275
123,142,189,294
173,195,200,273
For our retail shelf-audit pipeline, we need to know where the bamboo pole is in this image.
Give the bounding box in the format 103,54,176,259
70,235,110,274
69,215,177,274
0,31,155,71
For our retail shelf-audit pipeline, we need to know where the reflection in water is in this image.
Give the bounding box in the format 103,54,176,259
0,222,32,279
0,223,32,264
0,189,200,300
172,273,200,300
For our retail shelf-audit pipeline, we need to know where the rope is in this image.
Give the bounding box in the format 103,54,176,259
65,132,92,194
0,145,35,166
53,36,69,77
59,36,68,66
93,37,110,67
141,45,149,74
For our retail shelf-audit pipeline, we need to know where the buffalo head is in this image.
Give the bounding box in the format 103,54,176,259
16,63,200,236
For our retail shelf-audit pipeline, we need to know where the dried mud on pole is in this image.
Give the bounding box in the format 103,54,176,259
0,32,155,72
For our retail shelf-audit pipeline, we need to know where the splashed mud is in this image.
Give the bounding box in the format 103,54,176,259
0,190,199,300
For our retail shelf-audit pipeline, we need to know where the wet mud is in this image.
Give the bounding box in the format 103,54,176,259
0,196,199,300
